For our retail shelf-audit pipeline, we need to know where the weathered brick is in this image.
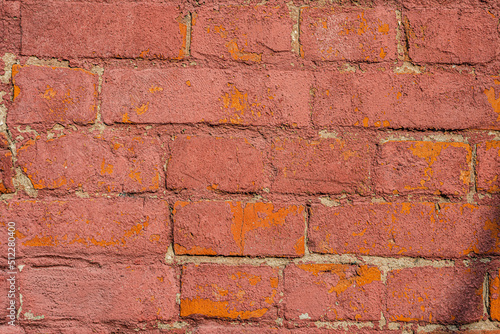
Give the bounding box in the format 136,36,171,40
300,7,397,62
0,1,21,54
19,264,178,323
0,271,17,323
9,65,98,130
477,141,500,193
489,266,500,321
309,203,500,258
386,266,485,324
375,141,471,196
288,330,402,334
167,136,263,192
269,137,373,194
284,263,384,321
405,9,498,64
313,70,498,130
173,201,305,257
101,68,312,126
180,264,280,320
192,5,293,62
21,2,186,59
0,148,14,194
16,130,163,193
194,325,282,334
1,198,169,259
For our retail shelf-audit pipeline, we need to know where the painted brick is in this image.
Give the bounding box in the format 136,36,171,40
173,201,305,257
386,266,485,324
167,136,264,192
477,141,500,193
1,198,169,259
0,7,20,54
300,7,397,62
194,325,282,334
180,264,280,320
9,65,98,130
21,2,186,59
288,330,402,334
191,5,293,62
0,145,14,194
16,130,163,193
284,263,384,321
309,203,500,258
19,264,178,323
0,271,16,323
489,266,500,321
375,141,471,196
269,137,373,194
405,9,498,64
313,70,498,130
101,68,312,126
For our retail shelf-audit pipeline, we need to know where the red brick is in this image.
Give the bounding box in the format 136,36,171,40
300,7,397,62
16,130,163,193
192,5,293,62
0,148,14,194
405,9,498,64
180,264,280,320
476,141,500,193
21,2,186,59
101,68,312,126
309,203,500,258
9,65,98,130
0,326,24,334
194,325,282,334
386,266,485,324
19,264,178,323
0,1,21,54
375,141,471,196
313,70,498,130
0,198,170,259
288,330,402,334
284,263,384,321
269,137,373,194
489,267,500,321
167,136,263,192
173,201,305,257
0,271,17,323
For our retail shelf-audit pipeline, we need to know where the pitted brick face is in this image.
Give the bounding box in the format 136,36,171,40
4,0,500,332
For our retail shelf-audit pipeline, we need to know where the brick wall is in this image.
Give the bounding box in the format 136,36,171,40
1,0,500,333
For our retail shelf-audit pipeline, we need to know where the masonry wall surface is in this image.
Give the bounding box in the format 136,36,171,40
1,0,500,333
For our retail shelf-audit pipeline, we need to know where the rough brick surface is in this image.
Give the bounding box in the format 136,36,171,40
21,2,186,59
0,134,14,193
386,266,485,324
192,5,293,62
301,7,397,62
10,65,98,130
180,264,280,320
19,264,178,323
16,130,163,193
0,1,21,53
167,136,264,192
309,203,500,258
405,9,498,64
270,137,373,194
1,198,170,259
375,141,472,196
102,68,312,126
477,141,500,193
490,267,500,321
173,201,305,257
284,263,384,321
313,70,499,130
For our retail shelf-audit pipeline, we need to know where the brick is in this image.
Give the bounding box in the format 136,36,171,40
405,9,498,64
101,68,312,126
192,5,293,62
167,136,263,192
21,2,186,59
180,264,280,320
288,330,402,334
1,198,169,259
386,266,485,324
0,326,24,334
19,264,178,323
476,141,500,193
490,267,500,321
0,148,14,194
284,263,384,321
173,201,305,257
375,141,471,196
269,137,373,194
313,70,498,130
309,203,500,258
194,325,282,334
0,271,17,323
16,130,163,193
9,65,98,130
0,1,21,54
300,7,397,62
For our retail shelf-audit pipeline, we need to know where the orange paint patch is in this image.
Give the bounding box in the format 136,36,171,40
294,236,305,256
180,297,268,319
485,86,500,121
23,235,56,247
490,273,500,320
100,158,113,175
225,40,262,62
